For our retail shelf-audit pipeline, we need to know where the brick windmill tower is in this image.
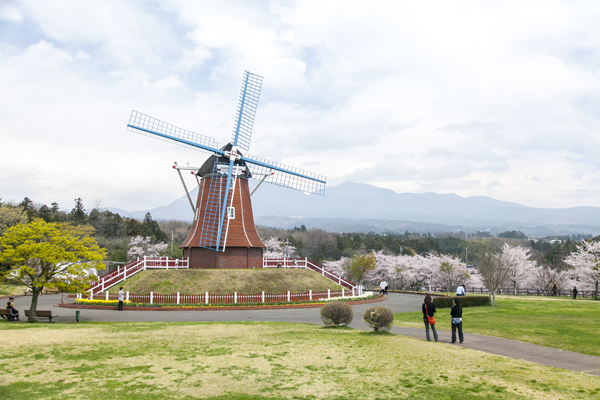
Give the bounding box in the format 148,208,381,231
127,71,326,269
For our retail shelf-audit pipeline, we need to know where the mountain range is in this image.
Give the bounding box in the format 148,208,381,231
108,181,600,237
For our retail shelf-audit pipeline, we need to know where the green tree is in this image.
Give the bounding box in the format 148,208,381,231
69,198,87,225
0,205,27,236
342,253,376,285
0,220,106,321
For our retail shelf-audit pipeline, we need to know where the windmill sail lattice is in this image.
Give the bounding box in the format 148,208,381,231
128,70,327,267
127,111,219,154
232,71,263,152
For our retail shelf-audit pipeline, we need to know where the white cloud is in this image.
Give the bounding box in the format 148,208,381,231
0,2,23,22
1,0,600,213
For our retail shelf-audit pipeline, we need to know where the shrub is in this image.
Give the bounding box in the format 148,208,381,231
321,301,354,326
363,306,394,333
433,296,490,308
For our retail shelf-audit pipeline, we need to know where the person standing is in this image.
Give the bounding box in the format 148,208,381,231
451,298,464,343
456,285,466,296
384,280,389,295
572,286,578,300
552,284,558,297
118,287,125,311
379,280,386,295
422,295,438,342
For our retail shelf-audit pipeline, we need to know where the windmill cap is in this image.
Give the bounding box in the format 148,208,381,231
197,143,251,178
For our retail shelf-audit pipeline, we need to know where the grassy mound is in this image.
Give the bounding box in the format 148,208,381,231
116,269,344,295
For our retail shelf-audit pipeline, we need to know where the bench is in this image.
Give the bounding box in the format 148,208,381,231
24,310,57,323
0,309,20,321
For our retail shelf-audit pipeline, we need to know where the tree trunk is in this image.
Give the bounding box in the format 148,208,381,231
595,280,599,300
490,290,496,306
514,281,517,296
28,287,40,322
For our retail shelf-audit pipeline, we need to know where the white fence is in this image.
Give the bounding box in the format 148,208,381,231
80,287,363,305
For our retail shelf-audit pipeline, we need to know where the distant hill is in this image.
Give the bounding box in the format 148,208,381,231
108,181,600,237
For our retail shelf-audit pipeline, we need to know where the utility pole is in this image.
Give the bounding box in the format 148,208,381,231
171,229,174,257
465,246,469,265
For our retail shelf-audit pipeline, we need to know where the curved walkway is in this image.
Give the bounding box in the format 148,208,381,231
9,293,600,376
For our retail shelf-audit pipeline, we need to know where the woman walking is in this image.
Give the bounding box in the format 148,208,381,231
422,295,438,342
451,298,464,344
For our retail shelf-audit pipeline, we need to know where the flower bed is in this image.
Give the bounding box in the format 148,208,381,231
74,292,379,308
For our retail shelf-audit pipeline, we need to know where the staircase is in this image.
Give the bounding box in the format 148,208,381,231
263,257,361,293
88,257,189,296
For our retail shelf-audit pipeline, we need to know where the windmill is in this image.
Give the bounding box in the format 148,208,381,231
127,71,326,269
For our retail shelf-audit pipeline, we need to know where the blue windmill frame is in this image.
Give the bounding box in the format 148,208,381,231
127,71,326,251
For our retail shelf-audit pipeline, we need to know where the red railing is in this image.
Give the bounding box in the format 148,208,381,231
263,257,357,291
88,257,189,296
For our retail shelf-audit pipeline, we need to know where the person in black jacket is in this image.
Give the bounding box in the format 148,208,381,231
422,295,438,342
572,286,578,300
450,298,464,344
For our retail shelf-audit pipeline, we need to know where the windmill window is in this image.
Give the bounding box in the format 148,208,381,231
227,207,235,219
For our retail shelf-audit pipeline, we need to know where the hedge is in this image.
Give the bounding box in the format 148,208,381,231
433,295,490,308
321,301,354,326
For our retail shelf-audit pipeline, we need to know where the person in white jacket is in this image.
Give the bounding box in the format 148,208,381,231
118,287,125,311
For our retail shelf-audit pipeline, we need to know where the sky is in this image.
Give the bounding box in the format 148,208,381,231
1,0,600,213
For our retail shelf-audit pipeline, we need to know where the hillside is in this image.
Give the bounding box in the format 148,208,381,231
108,181,600,237
118,269,344,295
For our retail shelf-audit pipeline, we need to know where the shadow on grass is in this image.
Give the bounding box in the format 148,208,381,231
320,325,354,330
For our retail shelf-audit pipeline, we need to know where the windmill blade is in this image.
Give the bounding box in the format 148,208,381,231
231,71,263,152
241,153,326,196
127,110,222,155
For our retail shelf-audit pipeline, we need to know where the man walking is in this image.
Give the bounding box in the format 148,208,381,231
118,287,125,311
572,286,578,300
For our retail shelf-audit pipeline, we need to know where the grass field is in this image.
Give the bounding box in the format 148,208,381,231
0,321,599,399
393,296,600,356
0,284,27,296
118,269,343,295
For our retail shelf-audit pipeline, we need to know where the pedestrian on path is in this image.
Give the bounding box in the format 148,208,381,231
572,286,578,300
422,295,438,342
118,287,124,311
379,280,386,295
552,284,558,297
451,298,464,344
384,280,389,295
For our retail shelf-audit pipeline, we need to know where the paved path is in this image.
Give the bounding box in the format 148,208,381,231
7,293,600,376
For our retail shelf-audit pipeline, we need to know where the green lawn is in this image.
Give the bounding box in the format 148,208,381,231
394,296,600,356
0,321,599,399
0,284,27,296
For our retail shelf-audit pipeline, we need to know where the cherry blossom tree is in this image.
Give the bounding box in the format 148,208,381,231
263,237,296,259
500,244,536,295
431,254,470,291
325,251,468,292
564,240,600,299
530,264,574,294
127,236,168,260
